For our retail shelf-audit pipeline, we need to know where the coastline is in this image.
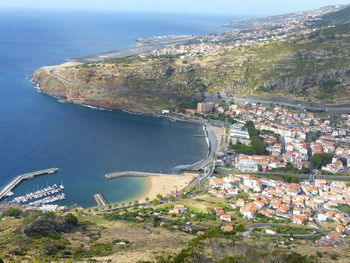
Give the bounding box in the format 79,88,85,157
33,78,218,170
31,79,219,206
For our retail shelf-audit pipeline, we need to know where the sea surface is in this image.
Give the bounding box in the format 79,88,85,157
0,9,242,207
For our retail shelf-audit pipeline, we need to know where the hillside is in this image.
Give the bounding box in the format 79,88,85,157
310,5,350,27
1,205,343,263
33,8,350,113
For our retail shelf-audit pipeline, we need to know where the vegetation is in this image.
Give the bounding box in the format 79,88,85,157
310,153,333,169
268,225,320,235
21,212,78,237
229,121,267,155
270,162,310,174
143,228,318,263
1,207,23,218
335,204,350,216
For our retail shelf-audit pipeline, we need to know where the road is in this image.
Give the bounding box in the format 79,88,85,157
247,223,328,238
232,95,350,114
217,167,350,180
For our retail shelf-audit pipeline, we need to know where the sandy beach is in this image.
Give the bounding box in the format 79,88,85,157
136,173,198,202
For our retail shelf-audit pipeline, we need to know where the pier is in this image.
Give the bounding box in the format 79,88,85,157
104,171,176,179
0,168,59,201
93,194,109,207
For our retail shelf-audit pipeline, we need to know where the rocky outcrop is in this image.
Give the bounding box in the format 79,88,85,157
21,213,78,237
33,60,204,113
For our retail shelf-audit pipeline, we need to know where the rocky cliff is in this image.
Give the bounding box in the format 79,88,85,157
33,21,350,112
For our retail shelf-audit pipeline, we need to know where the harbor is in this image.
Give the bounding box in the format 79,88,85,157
0,168,59,201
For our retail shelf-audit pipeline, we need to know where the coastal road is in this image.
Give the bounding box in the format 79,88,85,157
232,95,350,114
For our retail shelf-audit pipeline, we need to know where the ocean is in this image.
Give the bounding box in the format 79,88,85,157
0,9,240,207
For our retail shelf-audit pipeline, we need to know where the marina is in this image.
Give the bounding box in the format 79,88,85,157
28,193,66,206
0,168,59,201
9,183,64,204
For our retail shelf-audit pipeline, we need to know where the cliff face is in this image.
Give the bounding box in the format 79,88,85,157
33,58,205,113
33,23,350,112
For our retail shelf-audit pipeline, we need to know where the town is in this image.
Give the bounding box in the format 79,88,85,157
209,174,350,243
187,101,350,175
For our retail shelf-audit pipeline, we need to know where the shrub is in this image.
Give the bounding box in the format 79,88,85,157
330,254,339,260
2,207,23,218
65,213,78,226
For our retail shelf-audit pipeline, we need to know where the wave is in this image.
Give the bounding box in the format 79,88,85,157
80,104,112,111
172,123,212,172
121,109,145,116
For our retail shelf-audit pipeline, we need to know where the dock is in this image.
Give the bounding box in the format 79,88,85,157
0,168,59,201
104,171,175,179
93,194,109,207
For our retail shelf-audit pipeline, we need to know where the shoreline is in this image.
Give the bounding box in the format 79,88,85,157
134,173,198,202
30,79,219,206
32,78,218,171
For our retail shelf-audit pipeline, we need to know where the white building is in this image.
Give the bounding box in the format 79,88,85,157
236,159,259,172
230,124,250,140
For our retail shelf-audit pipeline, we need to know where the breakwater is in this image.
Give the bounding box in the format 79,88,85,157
104,171,176,179
0,168,59,201
93,194,109,207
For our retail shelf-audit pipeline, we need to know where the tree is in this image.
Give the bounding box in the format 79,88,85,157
301,166,310,174
235,224,246,232
86,208,91,213
340,157,347,167
65,213,78,226
121,202,125,207
108,204,112,209
169,196,175,202
145,197,150,202
113,203,118,208
133,200,139,205
152,199,159,206
156,194,163,200
180,193,187,199
93,207,99,212
310,153,333,169
2,208,23,218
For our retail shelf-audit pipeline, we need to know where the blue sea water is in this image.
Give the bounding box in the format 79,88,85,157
0,9,240,207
